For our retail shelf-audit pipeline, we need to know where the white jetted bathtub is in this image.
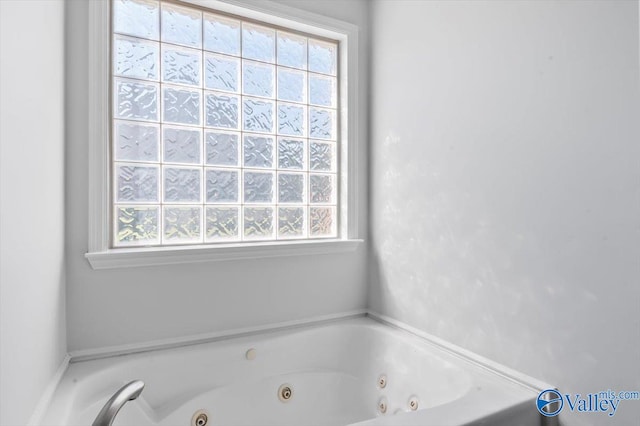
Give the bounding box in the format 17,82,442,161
41,316,547,426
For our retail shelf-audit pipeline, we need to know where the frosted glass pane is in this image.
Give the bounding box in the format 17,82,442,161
244,207,274,239
243,135,274,168
309,108,335,140
115,79,158,121
205,92,239,129
278,173,304,203
114,121,159,162
206,207,239,240
278,207,304,238
205,53,239,92
243,98,274,133
163,127,200,164
277,32,306,70
163,87,200,125
243,61,274,98
244,171,274,203
111,0,343,246
278,103,305,136
204,14,240,56
310,174,334,204
308,39,337,75
164,167,201,202
116,164,158,202
161,3,202,48
242,23,275,63
164,206,201,242
162,45,201,86
206,169,238,203
277,68,306,103
114,35,159,81
277,138,304,170
309,141,335,172
113,0,159,40
115,206,159,246
310,207,336,237
309,74,336,107
205,131,238,166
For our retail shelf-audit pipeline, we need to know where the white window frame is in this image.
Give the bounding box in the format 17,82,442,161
86,0,363,269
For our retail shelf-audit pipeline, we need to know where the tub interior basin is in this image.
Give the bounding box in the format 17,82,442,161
41,318,539,426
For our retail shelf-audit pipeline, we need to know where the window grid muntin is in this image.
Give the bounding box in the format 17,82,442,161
111,0,339,247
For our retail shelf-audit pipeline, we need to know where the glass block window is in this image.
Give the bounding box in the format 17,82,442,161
111,0,339,247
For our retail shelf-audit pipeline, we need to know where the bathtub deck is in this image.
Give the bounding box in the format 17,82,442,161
41,316,548,426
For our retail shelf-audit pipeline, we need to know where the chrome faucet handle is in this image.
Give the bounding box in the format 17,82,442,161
92,380,145,426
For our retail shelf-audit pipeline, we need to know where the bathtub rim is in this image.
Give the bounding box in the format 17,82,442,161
69,309,369,363
67,310,553,394
367,311,554,394
35,310,556,426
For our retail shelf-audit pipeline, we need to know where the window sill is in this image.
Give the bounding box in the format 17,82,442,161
85,239,363,270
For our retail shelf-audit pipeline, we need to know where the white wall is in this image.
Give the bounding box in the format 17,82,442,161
0,1,67,425
370,1,640,425
65,0,369,352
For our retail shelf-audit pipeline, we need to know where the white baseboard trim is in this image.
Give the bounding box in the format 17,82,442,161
27,353,71,426
366,311,555,393
69,309,368,363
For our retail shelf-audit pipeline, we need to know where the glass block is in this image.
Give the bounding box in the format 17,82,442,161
205,53,239,92
242,61,274,98
278,103,305,137
243,135,274,168
310,174,335,204
205,92,239,129
277,68,306,103
244,171,274,203
243,98,274,133
113,35,159,81
244,207,274,239
163,126,201,164
114,121,159,162
206,169,238,203
278,207,304,238
205,131,238,166
204,14,240,56
164,206,201,243
113,0,159,40
115,164,158,202
277,32,306,70
161,3,202,48
115,206,159,246
163,86,200,125
206,207,239,241
309,74,336,107
310,206,336,237
162,45,201,87
242,23,275,63
278,138,304,170
308,39,337,75
114,78,158,121
164,167,201,202
278,173,305,203
309,108,335,140
309,141,335,172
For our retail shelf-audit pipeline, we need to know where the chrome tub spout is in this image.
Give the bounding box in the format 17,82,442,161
92,380,144,426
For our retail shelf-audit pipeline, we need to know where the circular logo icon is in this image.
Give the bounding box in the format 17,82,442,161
537,389,563,417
